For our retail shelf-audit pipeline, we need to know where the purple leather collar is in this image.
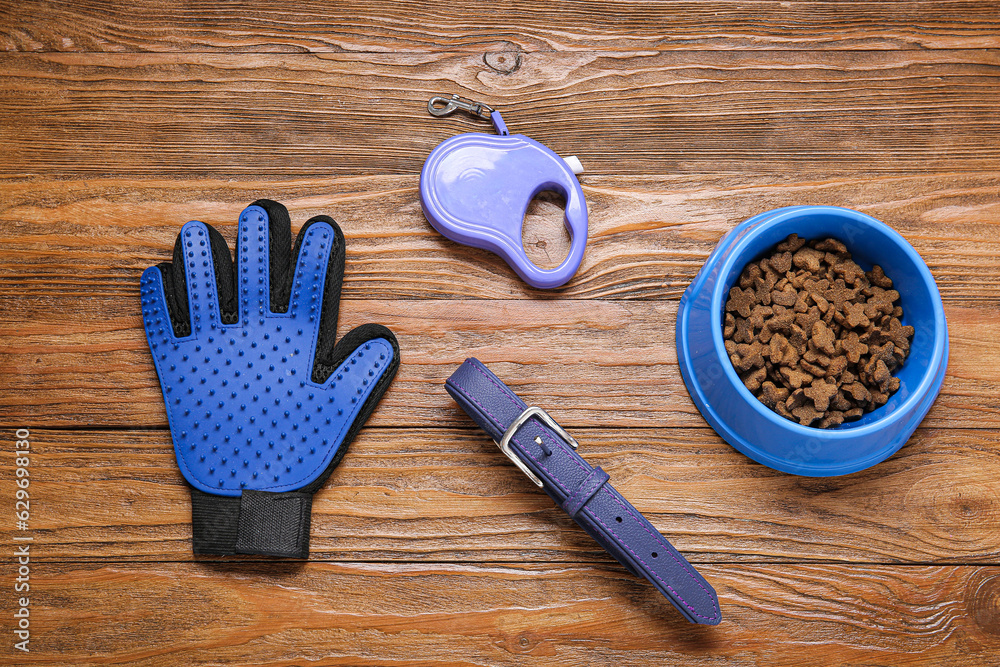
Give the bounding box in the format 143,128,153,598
445,358,721,625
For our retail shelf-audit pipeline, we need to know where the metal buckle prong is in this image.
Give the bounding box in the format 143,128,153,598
497,406,579,488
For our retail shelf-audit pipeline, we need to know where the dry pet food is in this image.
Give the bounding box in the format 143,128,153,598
723,234,914,428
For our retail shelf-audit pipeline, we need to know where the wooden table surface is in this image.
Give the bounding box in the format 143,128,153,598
2,2,999,665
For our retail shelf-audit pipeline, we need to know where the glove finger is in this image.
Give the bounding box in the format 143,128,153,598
288,216,345,378
237,199,292,323
300,323,400,494
322,322,399,392
155,221,235,336
140,265,177,347
177,220,225,335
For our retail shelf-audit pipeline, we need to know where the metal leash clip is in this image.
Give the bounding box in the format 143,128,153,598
427,94,495,121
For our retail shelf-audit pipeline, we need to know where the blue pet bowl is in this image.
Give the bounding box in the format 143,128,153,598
676,205,948,476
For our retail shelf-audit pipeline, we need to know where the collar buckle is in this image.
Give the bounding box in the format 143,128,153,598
496,406,579,488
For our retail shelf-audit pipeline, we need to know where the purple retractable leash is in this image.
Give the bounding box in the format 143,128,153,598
420,95,589,289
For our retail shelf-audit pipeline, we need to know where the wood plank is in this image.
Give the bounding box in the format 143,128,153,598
2,51,999,176
4,561,997,666
0,297,993,428
3,1,999,53
1,427,997,563
2,173,998,304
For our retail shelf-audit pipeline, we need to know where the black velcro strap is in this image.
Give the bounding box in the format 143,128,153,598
190,489,241,555
234,490,312,558
189,488,313,558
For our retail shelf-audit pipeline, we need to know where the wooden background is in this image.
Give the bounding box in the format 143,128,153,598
2,2,999,665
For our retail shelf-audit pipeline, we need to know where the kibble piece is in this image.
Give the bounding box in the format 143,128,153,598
792,403,825,426
792,291,810,313
777,234,807,252
803,379,838,412
884,318,914,351
840,331,868,364
733,317,754,344
782,343,801,367
724,312,736,338
824,279,857,311
753,271,776,305
786,388,808,410
739,263,762,289
748,304,773,329
863,287,899,319
870,358,891,387
788,324,808,352
840,301,870,329
813,238,847,254
868,264,893,289
795,307,822,333
843,381,871,403
775,400,796,420
731,341,765,372
743,366,768,392
768,333,789,364
800,359,827,377
811,320,837,355
809,291,830,313
833,259,866,286
826,355,848,376
726,286,756,318
759,381,789,409
792,246,824,273
803,349,831,366
771,284,798,306
830,391,853,412
866,342,898,374
818,411,846,428
779,366,814,389
769,251,793,274
768,306,795,332
769,332,801,367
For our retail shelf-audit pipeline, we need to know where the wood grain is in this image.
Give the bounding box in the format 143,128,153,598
1,427,997,564
3,561,997,666
3,1,999,53
3,173,1000,303
2,2,998,664
0,297,995,429
2,51,999,176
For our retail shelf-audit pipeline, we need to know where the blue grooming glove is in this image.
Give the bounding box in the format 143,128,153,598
140,200,399,557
